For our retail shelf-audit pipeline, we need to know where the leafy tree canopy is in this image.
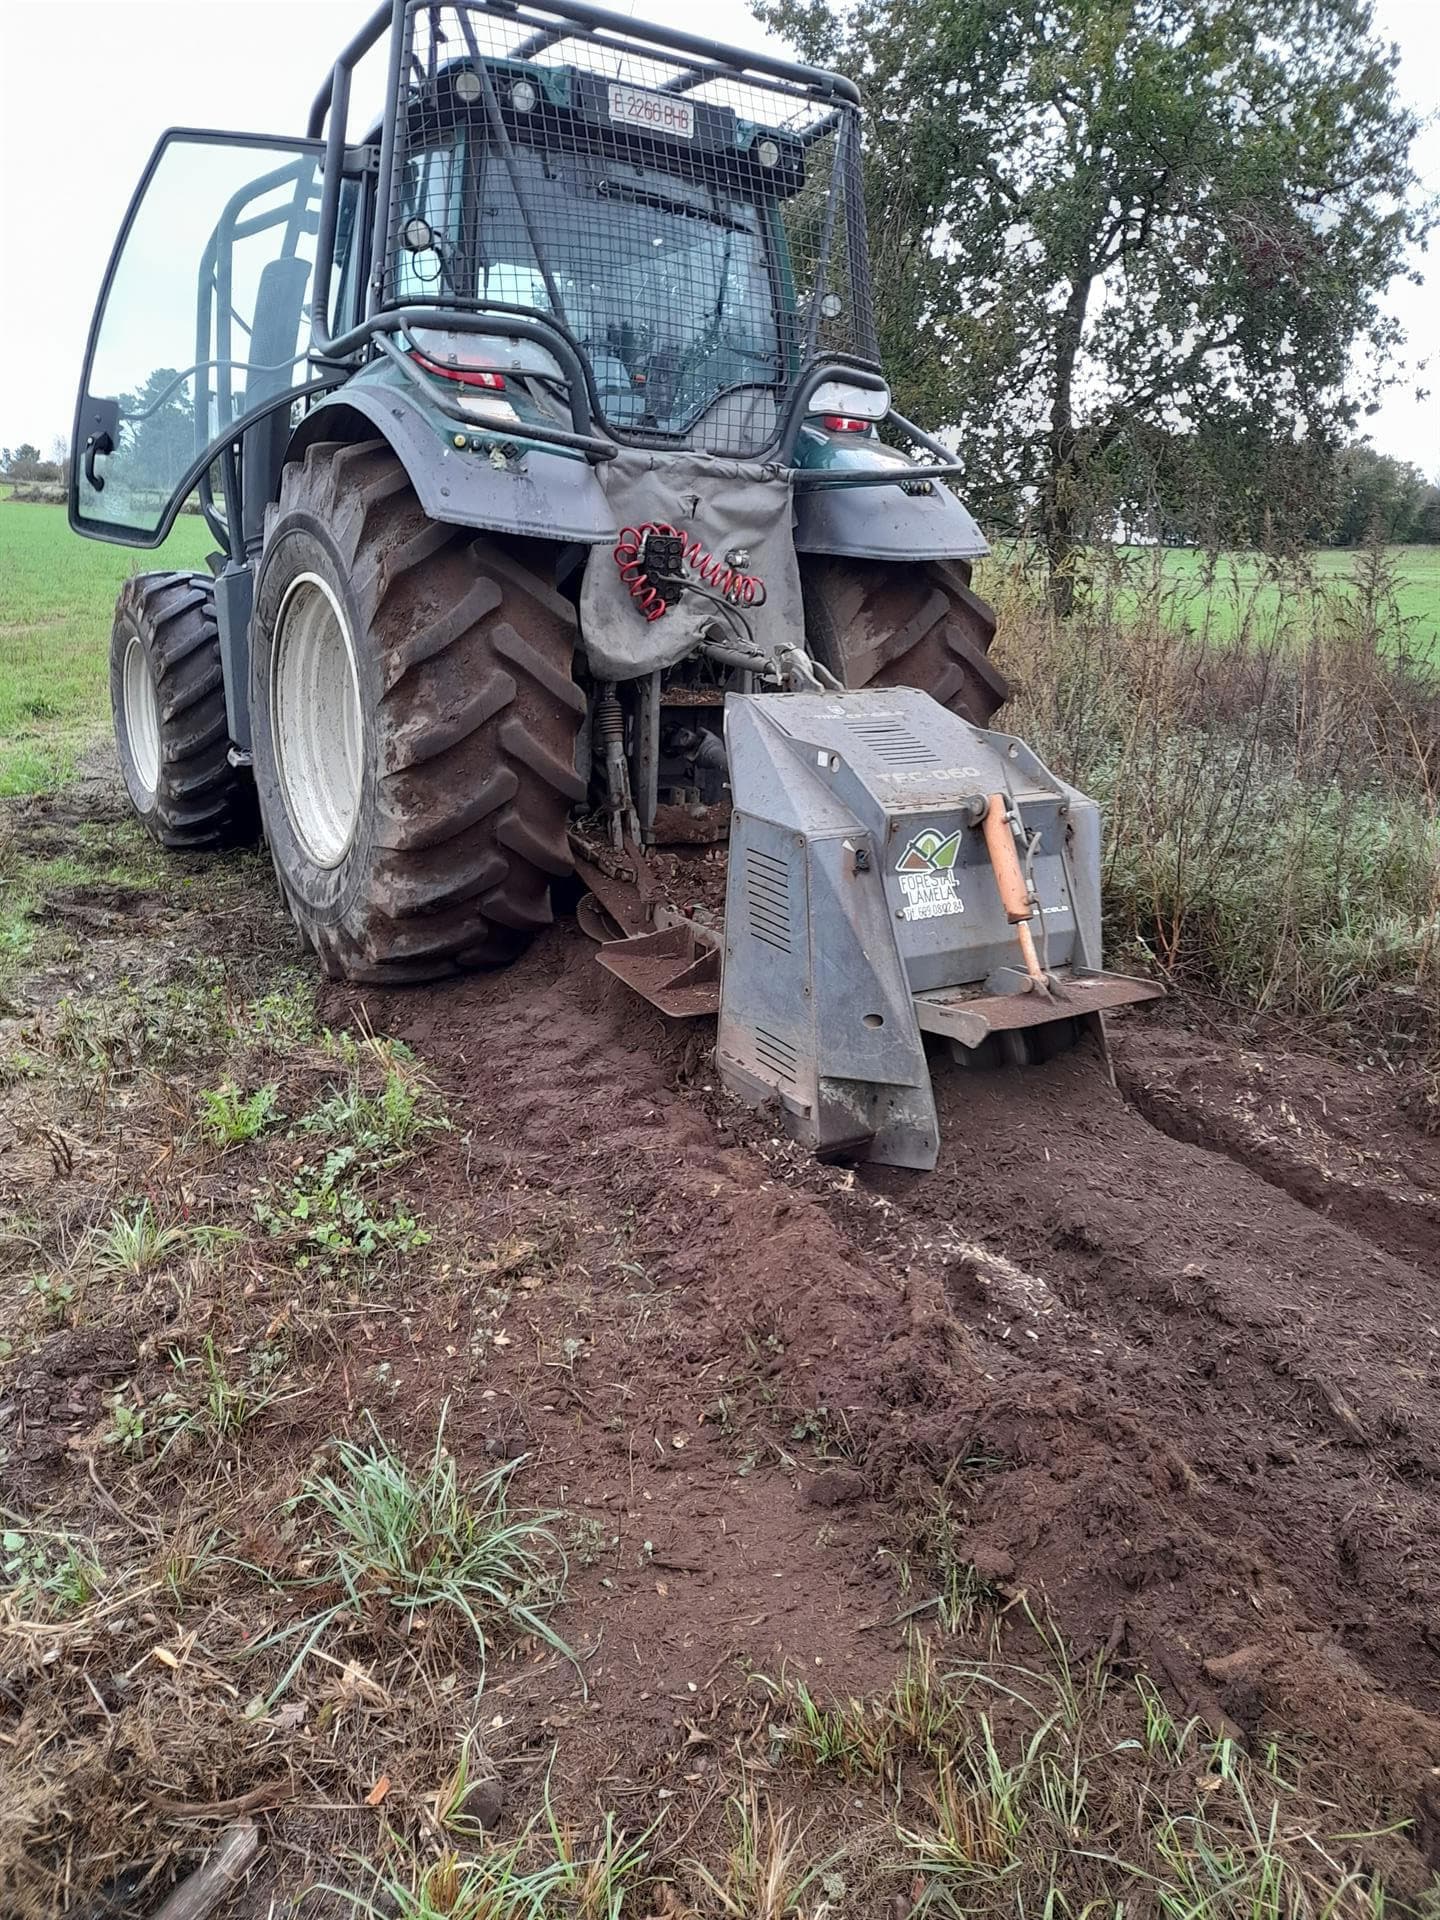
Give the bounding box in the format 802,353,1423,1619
1329,443,1440,545
757,0,1432,597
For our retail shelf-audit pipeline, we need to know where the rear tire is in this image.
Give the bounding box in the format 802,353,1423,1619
250,439,584,984
109,572,257,850
799,555,1009,724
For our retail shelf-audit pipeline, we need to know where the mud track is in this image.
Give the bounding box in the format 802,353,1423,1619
351,927,1440,1869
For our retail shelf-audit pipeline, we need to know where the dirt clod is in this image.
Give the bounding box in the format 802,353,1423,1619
457,1776,505,1830
802,1466,865,1507
966,1543,1016,1584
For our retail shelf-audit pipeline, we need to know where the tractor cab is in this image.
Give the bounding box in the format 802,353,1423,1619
387,52,824,453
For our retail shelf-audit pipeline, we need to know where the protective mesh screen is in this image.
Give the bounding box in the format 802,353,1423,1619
378,1,875,457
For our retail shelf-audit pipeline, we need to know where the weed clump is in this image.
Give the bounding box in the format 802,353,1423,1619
255,1408,570,1703
198,1081,281,1146
990,549,1440,1065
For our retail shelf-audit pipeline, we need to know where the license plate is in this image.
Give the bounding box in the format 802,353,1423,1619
608,83,695,139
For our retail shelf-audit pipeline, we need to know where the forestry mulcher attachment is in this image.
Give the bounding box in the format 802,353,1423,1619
70,0,1158,1169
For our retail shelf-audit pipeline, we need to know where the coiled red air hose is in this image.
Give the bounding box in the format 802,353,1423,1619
613,522,766,623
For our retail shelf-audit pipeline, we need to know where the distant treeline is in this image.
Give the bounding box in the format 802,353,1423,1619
1005,433,1440,554
1323,445,1440,547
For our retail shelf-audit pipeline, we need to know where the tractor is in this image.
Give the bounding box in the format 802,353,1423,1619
70,0,1158,1168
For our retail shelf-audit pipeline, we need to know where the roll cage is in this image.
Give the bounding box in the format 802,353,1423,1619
306,0,970,483
71,0,971,555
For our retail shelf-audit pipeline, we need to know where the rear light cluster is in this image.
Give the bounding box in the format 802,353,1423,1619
820,414,871,433
409,348,506,391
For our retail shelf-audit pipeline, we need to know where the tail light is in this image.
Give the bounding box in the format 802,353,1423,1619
820,414,870,433
409,348,506,391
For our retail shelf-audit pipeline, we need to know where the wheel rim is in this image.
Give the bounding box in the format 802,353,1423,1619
122,633,162,796
271,572,364,869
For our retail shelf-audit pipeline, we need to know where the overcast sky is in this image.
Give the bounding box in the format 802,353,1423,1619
0,0,1435,478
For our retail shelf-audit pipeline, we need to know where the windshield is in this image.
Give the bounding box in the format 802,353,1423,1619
395,141,784,437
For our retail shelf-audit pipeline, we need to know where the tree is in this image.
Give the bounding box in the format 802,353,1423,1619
756,0,1432,607
1329,444,1433,545
116,369,197,505
2,441,62,483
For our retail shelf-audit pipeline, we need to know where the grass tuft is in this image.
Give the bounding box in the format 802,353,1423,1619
198,1081,281,1147
766,1633,1413,1919
255,1407,570,1704
684,1776,830,1919
2,1524,106,1619
90,1200,232,1276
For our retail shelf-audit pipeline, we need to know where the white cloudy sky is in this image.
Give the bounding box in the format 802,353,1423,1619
0,0,1435,477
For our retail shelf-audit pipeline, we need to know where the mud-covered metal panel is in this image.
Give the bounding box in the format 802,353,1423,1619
718,694,941,1167
289,386,618,543
793,480,990,562
718,812,816,1121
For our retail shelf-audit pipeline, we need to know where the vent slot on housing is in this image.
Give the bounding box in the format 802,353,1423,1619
844,718,943,767
745,847,792,952
754,1025,799,1083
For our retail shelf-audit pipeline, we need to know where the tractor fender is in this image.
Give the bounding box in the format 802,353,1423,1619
793,480,989,564
285,387,619,546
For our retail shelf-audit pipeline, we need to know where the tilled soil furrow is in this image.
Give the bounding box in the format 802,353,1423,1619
870,1047,1440,1715
347,933,1440,1868
1113,1030,1440,1268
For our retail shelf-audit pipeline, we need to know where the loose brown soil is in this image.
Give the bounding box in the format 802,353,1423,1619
352,931,1440,1810
3,782,1439,1914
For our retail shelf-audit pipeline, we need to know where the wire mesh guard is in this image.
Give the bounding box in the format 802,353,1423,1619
379,1,876,457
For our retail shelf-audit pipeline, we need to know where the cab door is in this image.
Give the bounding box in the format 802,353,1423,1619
70,130,330,548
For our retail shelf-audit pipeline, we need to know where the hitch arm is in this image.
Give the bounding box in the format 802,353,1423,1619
981,793,1052,996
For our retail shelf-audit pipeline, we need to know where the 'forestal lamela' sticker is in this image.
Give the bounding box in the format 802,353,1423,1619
896,828,964,921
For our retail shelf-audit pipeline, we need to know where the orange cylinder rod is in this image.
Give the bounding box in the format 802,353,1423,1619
981,792,1048,991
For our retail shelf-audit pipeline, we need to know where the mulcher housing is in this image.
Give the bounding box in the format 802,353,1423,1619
68,0,1158,1167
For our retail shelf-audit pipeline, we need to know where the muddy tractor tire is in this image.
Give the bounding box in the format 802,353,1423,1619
799,555,1009,725
249,438,584,984
109,572,258,850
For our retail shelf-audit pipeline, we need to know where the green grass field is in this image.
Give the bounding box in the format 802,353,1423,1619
978,541,1440,662
1124,543,1440,660
0,498,212,793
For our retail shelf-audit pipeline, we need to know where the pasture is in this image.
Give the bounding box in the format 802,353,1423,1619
1130,542,1440,659
0,499,210,793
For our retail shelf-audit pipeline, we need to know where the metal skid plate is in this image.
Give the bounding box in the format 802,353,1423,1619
914,969,1165,1050
595,923,721,1019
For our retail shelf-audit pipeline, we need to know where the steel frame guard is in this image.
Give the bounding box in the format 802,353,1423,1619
370,329,618,458
321,308,963,490
305,0,859,142
300,2,960,495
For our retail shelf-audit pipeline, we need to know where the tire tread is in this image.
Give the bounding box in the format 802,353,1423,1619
110,571,256,851
255,443,581,984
